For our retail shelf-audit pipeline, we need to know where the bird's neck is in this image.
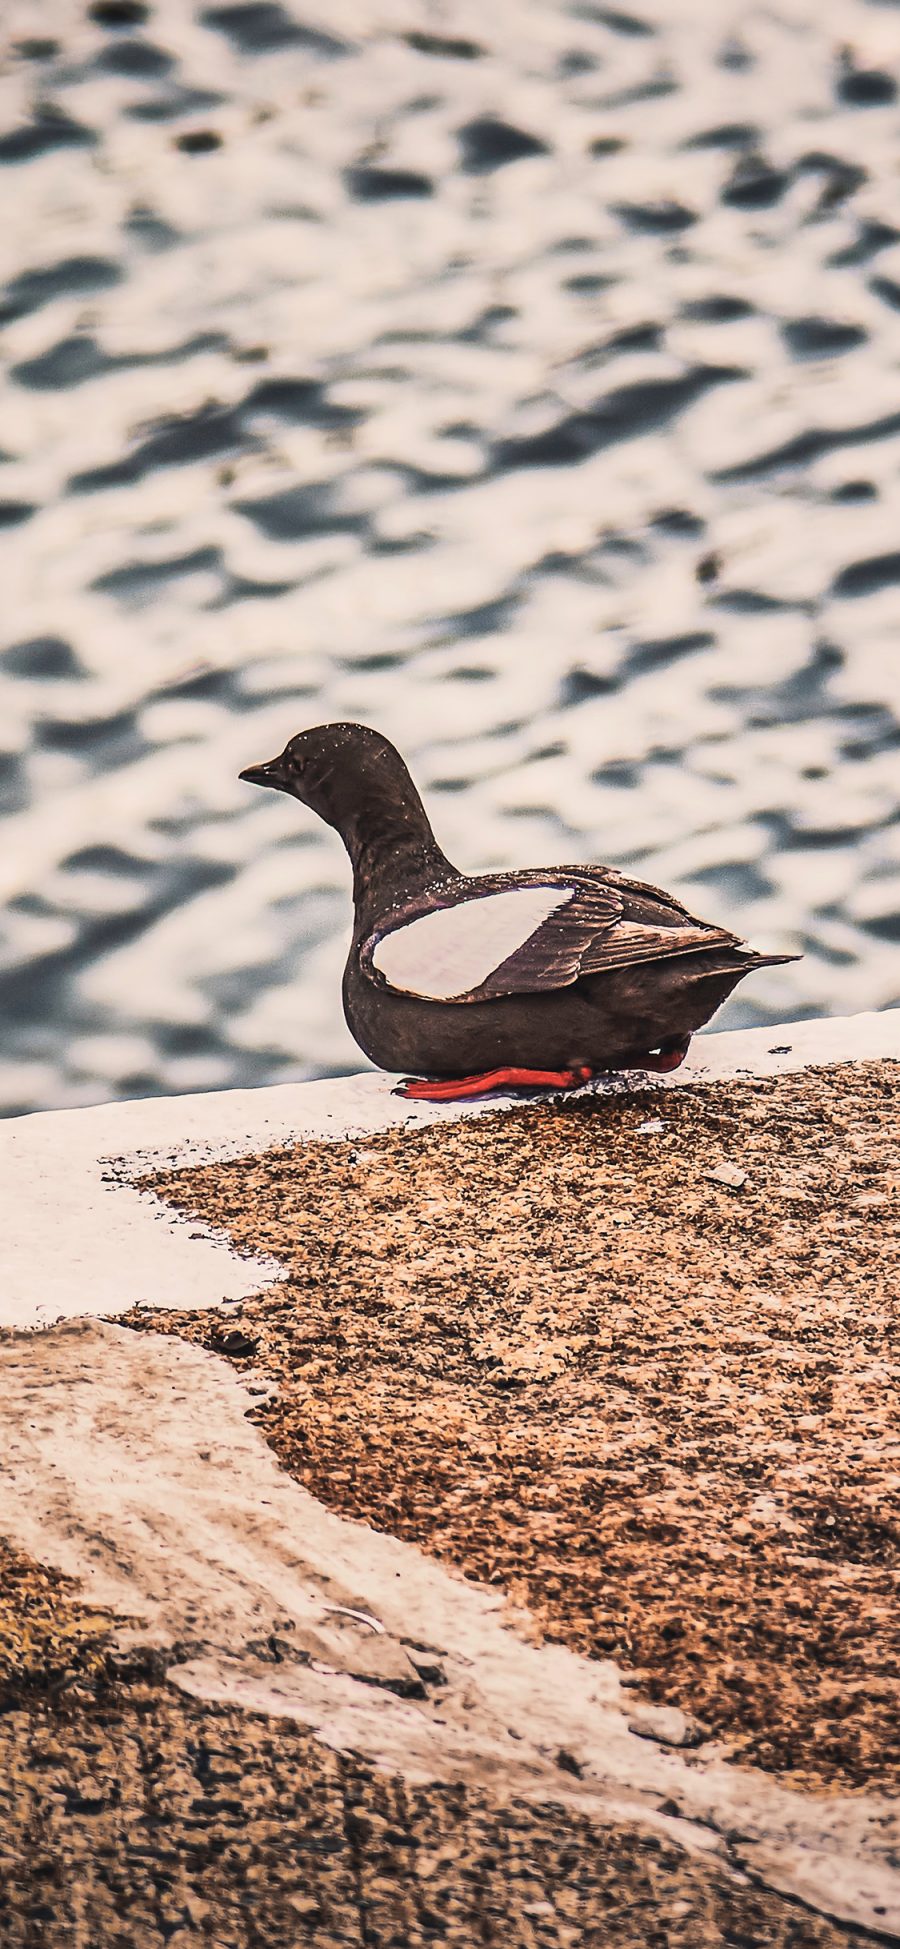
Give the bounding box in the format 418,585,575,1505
341,801,455,934
302,741,456,930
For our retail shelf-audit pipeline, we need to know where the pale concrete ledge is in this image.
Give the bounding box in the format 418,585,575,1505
1,1011,898,1947
3,1007,899,1332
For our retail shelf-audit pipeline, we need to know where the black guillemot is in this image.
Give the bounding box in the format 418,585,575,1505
240,723,798,1099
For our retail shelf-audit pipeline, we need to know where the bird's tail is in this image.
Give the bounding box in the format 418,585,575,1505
740,949,802,969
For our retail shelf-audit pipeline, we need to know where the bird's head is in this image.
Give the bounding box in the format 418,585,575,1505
240,721,415,833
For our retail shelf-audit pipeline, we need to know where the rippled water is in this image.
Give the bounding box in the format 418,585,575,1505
1,0,899,1117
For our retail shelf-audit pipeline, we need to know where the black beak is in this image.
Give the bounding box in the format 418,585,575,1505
240,759,286,790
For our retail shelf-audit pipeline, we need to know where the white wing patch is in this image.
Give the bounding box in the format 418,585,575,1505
372,886,575,1001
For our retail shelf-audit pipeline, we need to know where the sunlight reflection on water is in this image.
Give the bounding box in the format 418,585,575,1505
1,0,898,1114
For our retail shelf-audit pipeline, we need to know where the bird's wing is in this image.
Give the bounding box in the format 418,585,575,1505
577,866,742,975
361,869,740,1004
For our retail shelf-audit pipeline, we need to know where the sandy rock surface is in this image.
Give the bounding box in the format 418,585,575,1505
141,1061,900,1798
0,1310,896,1945
1,1055,898,1942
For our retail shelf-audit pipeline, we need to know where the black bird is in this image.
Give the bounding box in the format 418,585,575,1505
241,723,797,1099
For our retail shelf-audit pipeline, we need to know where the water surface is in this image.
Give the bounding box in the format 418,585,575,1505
1,0,899,1114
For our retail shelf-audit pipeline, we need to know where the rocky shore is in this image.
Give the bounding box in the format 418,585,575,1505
0,1015,898,1944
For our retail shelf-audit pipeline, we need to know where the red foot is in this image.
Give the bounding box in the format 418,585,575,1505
395,1065,594,1102
395,1037,692,1100
627,1037,691,1073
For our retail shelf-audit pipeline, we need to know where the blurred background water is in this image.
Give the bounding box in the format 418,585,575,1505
1,0,899,1117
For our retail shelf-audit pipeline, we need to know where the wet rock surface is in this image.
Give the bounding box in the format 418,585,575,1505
139,1060,900,1797
0,1542,121,1707
1,1680,866,1949
0,1305,891,1949
2,1,900,1115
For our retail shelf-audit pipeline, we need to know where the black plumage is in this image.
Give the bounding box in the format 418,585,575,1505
241,722,798,1096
